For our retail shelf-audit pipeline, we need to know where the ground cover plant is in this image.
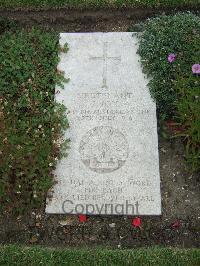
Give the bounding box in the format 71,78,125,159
0,245,200,266
0,25,69,212
0,0,199,10
137,12,200,172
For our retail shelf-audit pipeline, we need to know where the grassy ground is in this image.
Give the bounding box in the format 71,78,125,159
0,245,200,266
0,0,199,10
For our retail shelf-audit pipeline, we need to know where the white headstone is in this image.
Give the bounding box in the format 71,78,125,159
46,32,161,215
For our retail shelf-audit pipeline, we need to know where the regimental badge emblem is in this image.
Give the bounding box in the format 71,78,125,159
79,126,129,173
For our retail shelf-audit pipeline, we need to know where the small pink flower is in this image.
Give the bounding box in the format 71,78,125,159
168,53,176,63
192,64,200,74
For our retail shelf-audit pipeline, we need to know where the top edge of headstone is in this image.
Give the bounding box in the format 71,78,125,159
60,32,137,35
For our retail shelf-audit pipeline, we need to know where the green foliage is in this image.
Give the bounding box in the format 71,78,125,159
137,12,200,171
174,75,200,172
137,12,200,118
0,0,199,9
0,28,69,212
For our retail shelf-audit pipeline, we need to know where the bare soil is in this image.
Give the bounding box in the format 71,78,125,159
0,7,199,32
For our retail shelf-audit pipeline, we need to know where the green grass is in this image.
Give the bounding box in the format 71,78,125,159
0,245,200,266
0,0,199,10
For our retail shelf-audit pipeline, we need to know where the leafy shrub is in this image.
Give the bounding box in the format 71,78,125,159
137,12,200,171
0,28,69,212
137,12,200,119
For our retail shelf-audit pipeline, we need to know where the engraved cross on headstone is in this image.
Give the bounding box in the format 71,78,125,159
90,42,121,89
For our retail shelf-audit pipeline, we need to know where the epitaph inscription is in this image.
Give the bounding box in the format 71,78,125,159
46,33,161,215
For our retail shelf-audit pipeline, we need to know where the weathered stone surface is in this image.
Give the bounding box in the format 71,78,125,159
46,32,161,215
